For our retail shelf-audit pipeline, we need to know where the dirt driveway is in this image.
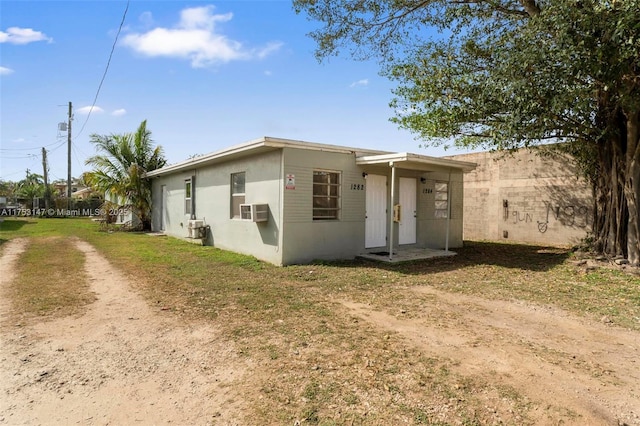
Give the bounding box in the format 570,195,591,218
1,238,639,425
0,239,248,425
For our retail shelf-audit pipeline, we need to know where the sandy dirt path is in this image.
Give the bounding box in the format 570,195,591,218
342,286,640,425
2,236,640,425
0,238,247,425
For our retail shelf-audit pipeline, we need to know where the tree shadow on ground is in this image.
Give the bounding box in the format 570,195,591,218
322,241,571,274
0,219,35,246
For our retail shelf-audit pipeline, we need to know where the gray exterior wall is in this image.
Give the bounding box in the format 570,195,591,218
151,145,467,265
416,172,464,249
281,147,366,264
449,149,592,246
279,147,465,264
151,150,284,265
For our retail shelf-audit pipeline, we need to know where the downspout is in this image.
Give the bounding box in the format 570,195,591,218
191,173,196,220
445,169,451,252
389,162,396,261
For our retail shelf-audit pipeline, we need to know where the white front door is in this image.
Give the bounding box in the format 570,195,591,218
365,174,387,248
399,177,417,245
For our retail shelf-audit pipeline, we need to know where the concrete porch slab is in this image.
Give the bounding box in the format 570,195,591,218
358,247,457,263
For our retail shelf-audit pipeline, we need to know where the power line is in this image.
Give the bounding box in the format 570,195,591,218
0,157,41,179
0,154,40,160
71,142,88,175
3,2,130,183
72,139,91,160
75,0,130,139
46,139,68,154
0,137,65,151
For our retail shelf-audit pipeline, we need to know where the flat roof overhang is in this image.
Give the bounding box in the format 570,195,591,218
146,136,389,178
356,152,476,173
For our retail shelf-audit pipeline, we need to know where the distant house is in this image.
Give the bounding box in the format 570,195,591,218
147,137,476,265
71,187,100,200
53,180,88,198
104,193,141,229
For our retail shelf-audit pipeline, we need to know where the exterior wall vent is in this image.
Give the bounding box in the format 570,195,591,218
239,204,269,222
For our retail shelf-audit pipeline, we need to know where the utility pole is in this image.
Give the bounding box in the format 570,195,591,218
67,101,72,208
41,147,50,209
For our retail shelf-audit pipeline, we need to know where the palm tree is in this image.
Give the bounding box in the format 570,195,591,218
85,120,166,230
16,170,45,209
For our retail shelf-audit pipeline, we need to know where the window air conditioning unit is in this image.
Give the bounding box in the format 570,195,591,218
239,204,269,222
187,219,205,238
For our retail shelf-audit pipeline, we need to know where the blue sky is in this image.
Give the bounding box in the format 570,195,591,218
1,0,471,183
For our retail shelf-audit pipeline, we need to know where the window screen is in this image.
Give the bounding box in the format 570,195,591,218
185,179,192,214
231,172,246,218
313,170,340,220
435,181,448,218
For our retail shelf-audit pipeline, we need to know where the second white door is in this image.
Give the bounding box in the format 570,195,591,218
365,174,387,248
399,177,417,245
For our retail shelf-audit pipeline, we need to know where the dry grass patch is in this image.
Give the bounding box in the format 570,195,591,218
8,236,95,323
2,220,639,424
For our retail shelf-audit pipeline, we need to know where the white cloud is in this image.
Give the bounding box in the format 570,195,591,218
76,106,104,115
256,42,283,59
111,109,127,116
0,27,52,44
122,5,282,68
0,66,14,75
350,79,369,88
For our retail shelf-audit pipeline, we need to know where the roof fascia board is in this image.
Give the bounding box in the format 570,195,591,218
146,136,476,178
147,138,271,177
357,152,476,172
147,136,391,178
263,136,388,156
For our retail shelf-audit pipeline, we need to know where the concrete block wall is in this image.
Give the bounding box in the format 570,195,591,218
449,148,593,247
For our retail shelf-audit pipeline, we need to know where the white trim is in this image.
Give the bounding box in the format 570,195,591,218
356,152,476,172
146,137,388,178
146,137,476,178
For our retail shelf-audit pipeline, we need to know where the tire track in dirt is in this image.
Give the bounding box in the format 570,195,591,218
341,286,640,425
1,238,248,425
0,238,28,327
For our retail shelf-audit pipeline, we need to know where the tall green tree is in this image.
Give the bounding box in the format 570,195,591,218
85,120,166,230
16,170,45,208
0,180,17,199
294,0,640,265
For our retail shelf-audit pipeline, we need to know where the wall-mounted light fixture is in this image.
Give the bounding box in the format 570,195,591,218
420,177,427,184
362,172,368,179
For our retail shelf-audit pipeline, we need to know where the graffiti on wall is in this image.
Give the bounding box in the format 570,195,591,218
537,201,590,233
512,211,533,224
503,200,590,234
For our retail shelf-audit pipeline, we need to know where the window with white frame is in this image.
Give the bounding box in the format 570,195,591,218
185,179,192,214
434,181,448,218
313,170,341,220
231,172,246,218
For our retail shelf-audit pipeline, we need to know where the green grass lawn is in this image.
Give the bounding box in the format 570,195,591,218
2,217,639,425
